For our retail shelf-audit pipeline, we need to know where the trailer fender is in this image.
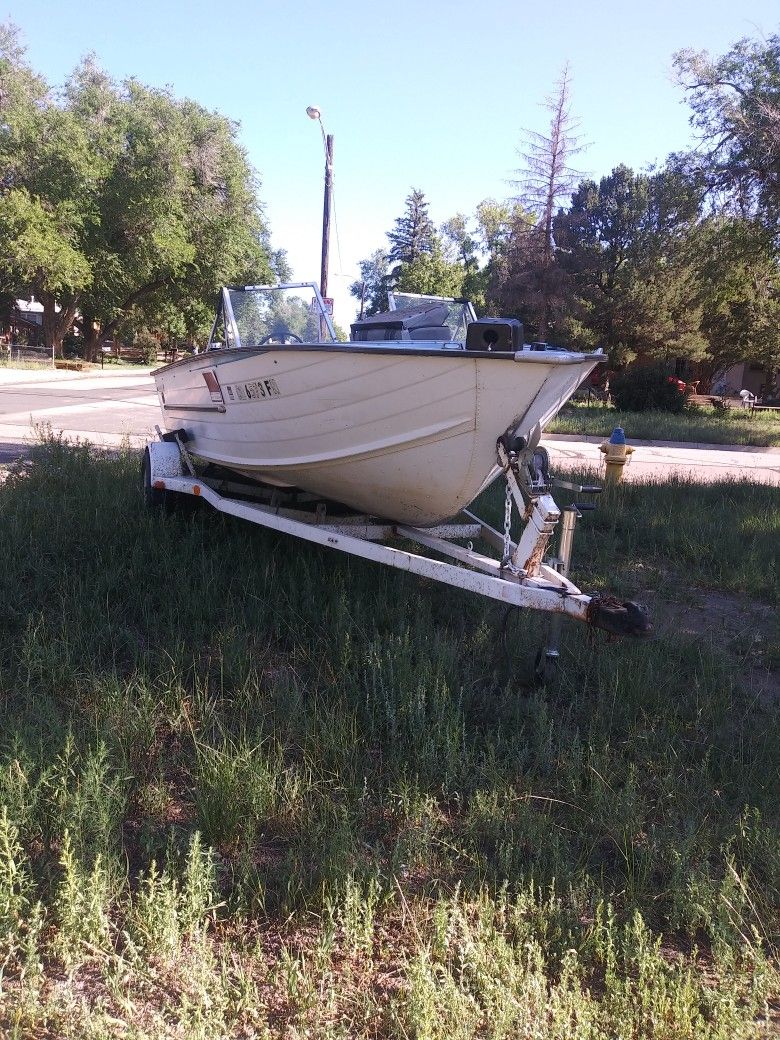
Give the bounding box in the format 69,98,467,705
142,440,185,511
146,440,185,482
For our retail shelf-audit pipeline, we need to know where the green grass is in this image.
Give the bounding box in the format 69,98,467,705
549,401,780,447
0,356,152,372
0,434,777,1036
0,358,57,371
477,472,779,604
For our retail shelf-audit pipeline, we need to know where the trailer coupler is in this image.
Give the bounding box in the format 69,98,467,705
586,596,652,638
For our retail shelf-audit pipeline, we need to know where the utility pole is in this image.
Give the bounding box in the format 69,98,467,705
307,107,334,307
320,133,333,302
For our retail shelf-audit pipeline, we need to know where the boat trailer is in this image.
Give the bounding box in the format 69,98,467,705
143,431,650,681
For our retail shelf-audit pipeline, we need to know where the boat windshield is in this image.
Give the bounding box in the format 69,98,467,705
216,284,336,348
388,292,476,341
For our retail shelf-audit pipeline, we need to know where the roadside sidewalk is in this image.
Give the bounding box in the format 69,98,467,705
0,365,156,385
544,431,780,454
542,436,780,486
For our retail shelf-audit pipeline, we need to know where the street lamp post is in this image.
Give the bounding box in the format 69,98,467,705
306,106,333,303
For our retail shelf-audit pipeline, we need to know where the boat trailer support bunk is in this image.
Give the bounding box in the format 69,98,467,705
143,438,651,658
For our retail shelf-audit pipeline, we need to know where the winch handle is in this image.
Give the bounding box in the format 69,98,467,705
552,478,603,495
551,478,602,512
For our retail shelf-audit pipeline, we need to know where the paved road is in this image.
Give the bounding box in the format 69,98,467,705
0,367,160,459
0,366,778,485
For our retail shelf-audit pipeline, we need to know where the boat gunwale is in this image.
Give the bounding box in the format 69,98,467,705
154,342,604,376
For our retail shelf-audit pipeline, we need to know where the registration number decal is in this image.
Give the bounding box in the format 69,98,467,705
225,377,281,403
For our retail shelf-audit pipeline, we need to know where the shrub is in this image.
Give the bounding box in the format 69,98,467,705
134,328,160,365
610,365,688,413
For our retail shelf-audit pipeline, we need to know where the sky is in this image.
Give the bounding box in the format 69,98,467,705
4,0,778,328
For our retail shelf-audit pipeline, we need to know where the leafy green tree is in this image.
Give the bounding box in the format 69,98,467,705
693,216,780,382
486,206,545,333
383,190,464,301
475,199,515,262
440,214,472,265
71,61,272,359
349,248,389,316
669,35,780,386
674,35,780,227
554,165,705,363
441,213,484,309
0,31,95,352
554,165,650,357
475,199,525,317
394,241,464,298
0,31,272,358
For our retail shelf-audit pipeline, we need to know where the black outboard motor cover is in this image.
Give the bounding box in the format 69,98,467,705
466,318,523,352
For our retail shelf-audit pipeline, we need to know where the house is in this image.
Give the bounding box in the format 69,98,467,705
1,299,45,347
713,360,779,399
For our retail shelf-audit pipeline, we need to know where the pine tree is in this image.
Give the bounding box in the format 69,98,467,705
387,189,437,268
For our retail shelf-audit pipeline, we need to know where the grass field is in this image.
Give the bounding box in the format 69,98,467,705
549,401,780,448
0,359,151,373
0,435,777,1037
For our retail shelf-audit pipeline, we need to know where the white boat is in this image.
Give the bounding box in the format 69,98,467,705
152,284,603,525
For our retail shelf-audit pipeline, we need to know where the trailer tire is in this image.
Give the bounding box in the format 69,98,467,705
142,446,170,511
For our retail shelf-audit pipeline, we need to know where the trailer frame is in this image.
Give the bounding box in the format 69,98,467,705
142,432,650,675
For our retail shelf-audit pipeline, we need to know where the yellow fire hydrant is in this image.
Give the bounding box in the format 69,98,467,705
599,426,634,483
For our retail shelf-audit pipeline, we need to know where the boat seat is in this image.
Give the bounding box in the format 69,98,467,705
353,327,405,341
350,303,449,342
408,326,452,341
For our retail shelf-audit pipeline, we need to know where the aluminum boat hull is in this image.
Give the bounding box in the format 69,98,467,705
154,344,600,525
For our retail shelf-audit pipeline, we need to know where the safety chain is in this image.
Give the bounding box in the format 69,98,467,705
500,477,521,574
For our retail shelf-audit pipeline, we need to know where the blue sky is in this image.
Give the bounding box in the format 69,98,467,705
5,0,778,325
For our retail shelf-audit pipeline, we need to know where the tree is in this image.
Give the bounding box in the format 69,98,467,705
441,213,484,309
440,214,472,265
0,30,273,358
0,30,95,352
554,165,649,357
394,241,464,298
69,62,273,359
487,207,543,333
383,189,465,300
475,199,515,262
387,189,437,273
693,216,780,381
554,165,705,363
475,198,523,317
500,66,583,337
349,248,390,316
673,35,780,227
